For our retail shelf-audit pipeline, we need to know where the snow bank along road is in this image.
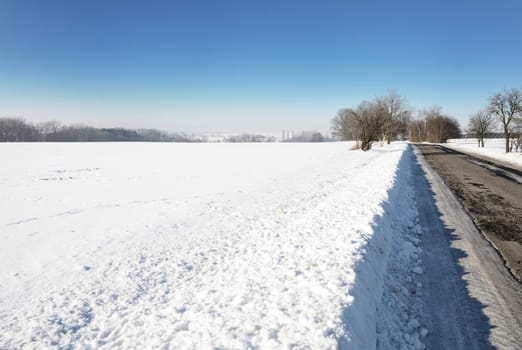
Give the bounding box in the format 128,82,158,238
0,142,427,349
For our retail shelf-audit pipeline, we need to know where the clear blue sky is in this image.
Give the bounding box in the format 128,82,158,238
1,0,521,134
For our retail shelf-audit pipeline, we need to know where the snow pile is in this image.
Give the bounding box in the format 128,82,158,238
1,142,411,349
446,138,522,168
376,147,428,350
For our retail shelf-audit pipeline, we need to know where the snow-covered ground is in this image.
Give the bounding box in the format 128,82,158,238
0,142,425,349
446,138,522,168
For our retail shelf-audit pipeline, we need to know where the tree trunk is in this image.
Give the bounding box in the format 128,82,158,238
505,127,510,153
481,138,484,147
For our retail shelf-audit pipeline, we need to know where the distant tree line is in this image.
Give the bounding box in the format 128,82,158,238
331,91,463,151
282,131,329,142
224,131,329,143
0,117,194,142
224,134,276,142
466,87,522,152
0,117,329,143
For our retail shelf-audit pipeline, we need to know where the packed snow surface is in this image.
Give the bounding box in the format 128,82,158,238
446,138,522,168
0,142,419,349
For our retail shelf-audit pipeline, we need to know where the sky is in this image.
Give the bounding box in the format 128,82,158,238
1,0,521,134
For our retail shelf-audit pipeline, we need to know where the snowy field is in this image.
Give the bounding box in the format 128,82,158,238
446,138,522,168
0,142,425,349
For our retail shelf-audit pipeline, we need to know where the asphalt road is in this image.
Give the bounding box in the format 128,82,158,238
415,144,522,281
412,145,522,349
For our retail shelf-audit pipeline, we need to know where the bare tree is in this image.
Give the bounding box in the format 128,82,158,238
376,91,411,144
407,119,426,142
488,88,522,153
429,116,461,143
422,107,461,143
331,108,358,141
331,103,382,150
510,119,522,152
351,101,385,151
467,110,495,147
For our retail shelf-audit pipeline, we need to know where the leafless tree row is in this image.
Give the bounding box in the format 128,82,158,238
331,91,410,151
408,106,461,143
0,117,41,142
467,88,522,152
0,117,192,142
224,134,276,142
282,131,328,142
331,91,467,150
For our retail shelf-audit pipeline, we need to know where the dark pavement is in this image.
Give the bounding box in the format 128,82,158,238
415,144,522,281
412,144,522,349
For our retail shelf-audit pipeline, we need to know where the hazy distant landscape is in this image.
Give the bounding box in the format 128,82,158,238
0,117,334,143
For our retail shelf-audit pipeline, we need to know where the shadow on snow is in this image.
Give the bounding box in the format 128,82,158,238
337,145,493,349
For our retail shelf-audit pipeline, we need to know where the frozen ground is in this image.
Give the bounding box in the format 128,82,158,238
446,138,522,168
0,142,425,349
